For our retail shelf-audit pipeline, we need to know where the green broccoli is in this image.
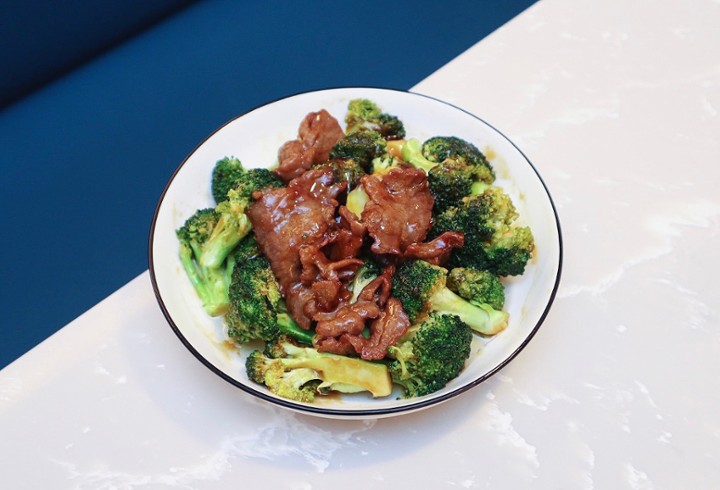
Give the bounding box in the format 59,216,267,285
211,157,283,203
447,267,505,311
427,163,498,213
246,354,319,403
199,187,253,269
202,160,281,269
400,138,437,173
430,186,535,276
310,158,366,191
330,130,387,172
387,312,473,398
391,259,508,336
362,139,405,175
235,168,283,199
369,154,402,175
211,157,245,203
230,233,263,263
422,136,494,182
176,208,230,316
227,252,314,345
412,136,494,212
219,235,260,334
246,337,393,402
345,98,406,140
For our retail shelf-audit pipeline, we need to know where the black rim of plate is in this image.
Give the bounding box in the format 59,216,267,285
148,86,564,418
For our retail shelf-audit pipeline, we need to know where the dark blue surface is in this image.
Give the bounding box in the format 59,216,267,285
0,0,197,108
0,0,537,369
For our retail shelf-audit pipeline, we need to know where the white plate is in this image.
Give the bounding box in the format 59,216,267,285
149,87,562,419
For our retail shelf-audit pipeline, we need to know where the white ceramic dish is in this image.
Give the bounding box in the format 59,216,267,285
149,87,562,419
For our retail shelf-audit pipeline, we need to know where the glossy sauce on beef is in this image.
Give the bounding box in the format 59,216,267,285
248,168,347,328
276,109,344,182
250,111,466,360
360,166,435,255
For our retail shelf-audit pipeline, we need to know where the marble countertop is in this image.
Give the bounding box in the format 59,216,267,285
2,0,719,487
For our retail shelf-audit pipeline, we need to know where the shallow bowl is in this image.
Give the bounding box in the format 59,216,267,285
149,87,562,419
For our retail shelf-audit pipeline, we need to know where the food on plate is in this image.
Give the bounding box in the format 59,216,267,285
246,335,393,404
391,259,508,336
386,312,472,398
430,184,535,276
176,98,535,402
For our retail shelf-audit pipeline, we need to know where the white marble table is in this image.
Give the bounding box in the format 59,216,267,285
2,0,719,487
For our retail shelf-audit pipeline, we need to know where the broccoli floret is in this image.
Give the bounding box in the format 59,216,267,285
408,136,495,212
391,260,508,336
423,136,494,183
400,138,437,173
199,187,252,269
447,267,505,311
246,337,393,402
401,135,493,210
223,302,249,338
345,98,406,140
211,157,244,203
330,130,387,172
387,313,472,398
426,160,475,213
211,157,282,203
310,158,366,191
229,254,280,332
235,168,283,200
368,154,399,175
176,208,230,316
431,186,535,276
246,350,320,403
231,233,263,263
427,160,497,213
221,234,264,337
227,253,314,345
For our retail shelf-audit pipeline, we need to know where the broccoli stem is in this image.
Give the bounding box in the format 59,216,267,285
280,343,393,398
428,287,508,335
199,214,251,269
470,181,491,196
277,313,314,345
401,138,437,173
178,245,228,316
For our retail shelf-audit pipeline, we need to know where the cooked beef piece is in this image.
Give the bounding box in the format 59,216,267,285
314,301,382,338
284,282,318,330
299,243,363,313
313,335,357,357
276,109,344,182
345,297,411,361
325,228,364,262
298,242,363,285
247,167,345,328
360,166,434,256
355,263,395,307
312,264,401,360
403,231,465,265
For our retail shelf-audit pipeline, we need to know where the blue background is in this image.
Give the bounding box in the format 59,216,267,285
0,0,537,368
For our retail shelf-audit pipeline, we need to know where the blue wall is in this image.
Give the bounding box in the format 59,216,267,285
0,0,537,368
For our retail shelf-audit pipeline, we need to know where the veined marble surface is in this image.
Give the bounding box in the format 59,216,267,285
2,0,719,488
